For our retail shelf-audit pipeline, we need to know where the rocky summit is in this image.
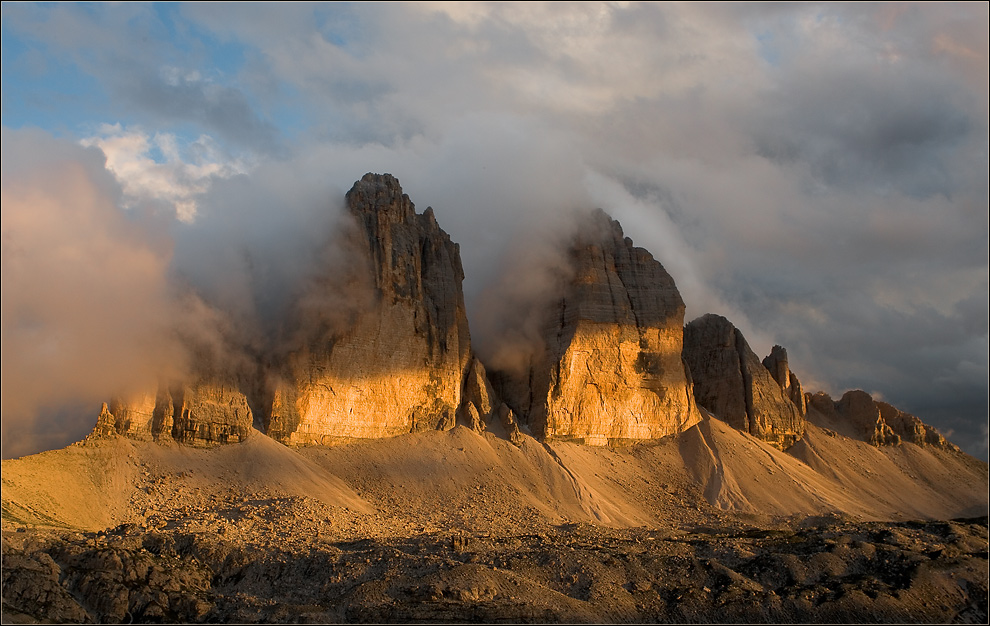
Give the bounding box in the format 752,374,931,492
495,209,702,444
265,173,473,443
683,313,805,450
806,389,960,450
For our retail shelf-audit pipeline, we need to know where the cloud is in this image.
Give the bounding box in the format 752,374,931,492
1,2,987,458
0,127,184,458
80,123,247,221
125,69,284,155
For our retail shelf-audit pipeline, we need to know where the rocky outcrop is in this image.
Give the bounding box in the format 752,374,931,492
264,174,473,444
762,345,807,415
458,357,496,432
106,391,159,441
90,403,119,439
683,314,805,450
806,390,959,450
876,401,956,448
495,209,702,444
836,390,901,446
90,379,249,447
170,380,253,447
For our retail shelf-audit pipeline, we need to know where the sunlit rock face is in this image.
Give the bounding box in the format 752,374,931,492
683,314,805,450
92,379,250,446
807,389,959,450
458,357,496,432
171,380,252,447
107,391,159,441
265,173,473,444
497,209,702,444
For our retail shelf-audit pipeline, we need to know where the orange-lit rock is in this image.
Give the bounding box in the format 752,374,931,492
265,174,472,443
496,209,702,444
806,389,958,450
171,380,253,447
90,378,248,446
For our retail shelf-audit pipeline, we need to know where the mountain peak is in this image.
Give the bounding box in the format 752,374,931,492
345,172,415,222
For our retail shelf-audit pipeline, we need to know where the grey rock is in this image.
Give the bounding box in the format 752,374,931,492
683,314,805,449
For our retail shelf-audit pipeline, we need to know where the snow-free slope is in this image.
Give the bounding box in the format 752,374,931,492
2,420,986,536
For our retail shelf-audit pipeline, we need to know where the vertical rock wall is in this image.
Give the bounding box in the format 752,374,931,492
683,314,805,449
762,345,807,415
92,378,251,447
265,174,473,443
498,209,702,444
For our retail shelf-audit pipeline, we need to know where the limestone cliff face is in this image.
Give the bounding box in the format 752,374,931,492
497,209,702,444
91,378,250,447
107,391,159,441
265,174,472,444
683,314,805,450
170,380,253,447
806,390,959,450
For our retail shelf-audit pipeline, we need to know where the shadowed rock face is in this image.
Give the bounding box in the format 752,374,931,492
762,345,807,415
497,209,702,444
265,173,473,443
806,389,959,450
683,314,804,450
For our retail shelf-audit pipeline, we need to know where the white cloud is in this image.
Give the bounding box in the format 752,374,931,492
80,124,247,221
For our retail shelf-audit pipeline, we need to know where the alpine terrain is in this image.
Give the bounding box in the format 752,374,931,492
2,174,987,624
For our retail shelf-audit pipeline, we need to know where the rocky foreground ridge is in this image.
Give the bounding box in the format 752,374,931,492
90,173,959,455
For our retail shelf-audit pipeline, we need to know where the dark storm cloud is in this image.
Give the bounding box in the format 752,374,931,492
127,70,283,155
752,64,974,198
